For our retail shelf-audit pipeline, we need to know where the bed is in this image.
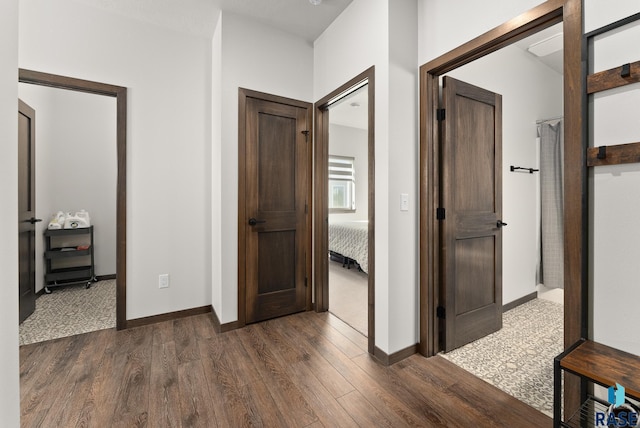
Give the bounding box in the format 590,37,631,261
328,220,368,273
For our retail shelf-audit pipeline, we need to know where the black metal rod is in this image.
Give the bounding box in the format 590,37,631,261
510,165,539,174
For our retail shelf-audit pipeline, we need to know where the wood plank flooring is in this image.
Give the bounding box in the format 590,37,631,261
19,311,551,427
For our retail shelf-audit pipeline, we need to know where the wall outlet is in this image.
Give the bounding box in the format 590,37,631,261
159,273,170,289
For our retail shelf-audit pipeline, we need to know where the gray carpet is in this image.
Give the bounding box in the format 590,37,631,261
328,259,368,336
19,279,116,346
441,298,563,417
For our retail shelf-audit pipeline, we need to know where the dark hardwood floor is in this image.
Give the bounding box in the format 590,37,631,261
19,311,551,427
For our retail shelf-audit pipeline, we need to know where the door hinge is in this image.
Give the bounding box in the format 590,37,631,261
305,277,308,287
436,109,446,121
305,203,308,214
436,207,445,221
437,305,446,319
301,130,310,142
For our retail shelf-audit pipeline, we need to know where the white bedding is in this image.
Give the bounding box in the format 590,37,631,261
328,221,368,273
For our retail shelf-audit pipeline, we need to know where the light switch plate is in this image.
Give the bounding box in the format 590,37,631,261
400,193,409,211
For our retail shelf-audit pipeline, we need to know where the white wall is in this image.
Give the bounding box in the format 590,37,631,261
211,10,223,321
448,44,563,305
328,124,368,223
217,12,314,323
387,0,419,353
418,0,543,65
315,0,419,354
18,84,117,292
0,0,20,423
19,0,215,319
587,1,640,356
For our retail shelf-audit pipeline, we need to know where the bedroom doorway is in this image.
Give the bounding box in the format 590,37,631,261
327,84,369,337
315,67,375,354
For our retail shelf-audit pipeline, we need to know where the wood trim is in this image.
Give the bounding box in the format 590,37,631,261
503,291,537,312
418,0,584,416
210,305,242,333
126,305,211,329
314,66,375,355
420,0,564,76
587,142,640,167
238,88,248,328
587,60,640,94
237,88,313,328
373,344,417,366
19,69,128,331
96,274,117,281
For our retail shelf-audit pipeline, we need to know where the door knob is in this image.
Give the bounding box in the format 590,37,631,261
497,220,507,228
28,218,42,224
248,218,266,226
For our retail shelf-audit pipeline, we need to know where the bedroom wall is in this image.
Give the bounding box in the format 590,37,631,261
17,83,117,293
447,44,563,305
587,0,640,356
19,0,215,320
217,12,314,323
328,124,368,223
0,0,20,423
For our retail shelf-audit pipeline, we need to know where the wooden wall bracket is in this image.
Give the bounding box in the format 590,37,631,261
587,141,640,167
587,60,640,94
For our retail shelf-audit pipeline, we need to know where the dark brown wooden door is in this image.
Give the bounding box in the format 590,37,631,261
18,99,37,323
440,76,503,352
245,97,310,323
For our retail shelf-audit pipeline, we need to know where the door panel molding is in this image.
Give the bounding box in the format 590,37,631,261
314,67,375,355
419,0,584,415
238,88,313,327
19,69,128,330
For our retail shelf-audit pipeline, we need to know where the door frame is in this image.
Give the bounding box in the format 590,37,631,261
237,88,313,327
19,69,128,330
314,67,375,354
419,0,584,413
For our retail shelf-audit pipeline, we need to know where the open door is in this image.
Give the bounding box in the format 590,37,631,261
242,93,312,324
440,76,503,352
18,99,38,323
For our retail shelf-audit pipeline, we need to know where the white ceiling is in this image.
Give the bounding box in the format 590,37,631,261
81,0,353,41
220,0,354,42
329,84,368,130
513,22,564,74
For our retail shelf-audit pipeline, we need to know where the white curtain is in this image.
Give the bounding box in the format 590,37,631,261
538,120,564,289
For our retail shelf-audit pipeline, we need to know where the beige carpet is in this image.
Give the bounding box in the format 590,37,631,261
19,279,116,346
328,259,368,336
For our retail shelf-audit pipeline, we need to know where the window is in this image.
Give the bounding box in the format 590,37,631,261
329,155,355,213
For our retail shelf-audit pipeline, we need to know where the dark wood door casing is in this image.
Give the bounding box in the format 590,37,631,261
440,76,503,352
18,99,37,323
419,0,584,416
238,88,313,327
314,67,375,355
19,69,127,329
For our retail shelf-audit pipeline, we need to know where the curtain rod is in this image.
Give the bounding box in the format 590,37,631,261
536,116,563,124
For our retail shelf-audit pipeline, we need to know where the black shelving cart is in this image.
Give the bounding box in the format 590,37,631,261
43,226,97,293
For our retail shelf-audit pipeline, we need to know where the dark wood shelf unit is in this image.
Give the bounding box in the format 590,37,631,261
43,226,97,292
554,339,640,427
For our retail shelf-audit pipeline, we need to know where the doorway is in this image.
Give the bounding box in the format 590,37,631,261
327,84,369,337
315,67,375,354
18,69,127,331
419,0,585,415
